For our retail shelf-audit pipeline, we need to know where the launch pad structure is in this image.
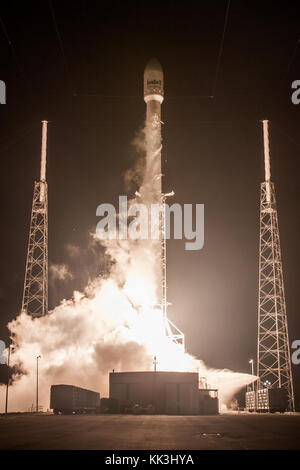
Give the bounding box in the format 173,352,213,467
22,121,49,318
20,66,296,413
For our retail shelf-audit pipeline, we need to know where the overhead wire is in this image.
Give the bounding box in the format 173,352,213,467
272,122,300,151
48,0,72,91
0,14,27,83
283,37,300,79
211,0,231,98
0,124,39,156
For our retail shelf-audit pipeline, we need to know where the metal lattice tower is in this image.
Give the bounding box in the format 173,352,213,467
161,192,185,350
257,120,295,411
22,121,48,318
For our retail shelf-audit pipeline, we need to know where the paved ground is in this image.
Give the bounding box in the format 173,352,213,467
0,413,300,450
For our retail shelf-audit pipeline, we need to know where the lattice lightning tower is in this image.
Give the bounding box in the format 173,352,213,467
257,120,295,411
22,120,48,318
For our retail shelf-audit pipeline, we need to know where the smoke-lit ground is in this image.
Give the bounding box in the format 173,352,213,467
1,120,255,412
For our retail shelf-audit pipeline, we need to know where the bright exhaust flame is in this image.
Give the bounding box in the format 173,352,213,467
1,121,255,412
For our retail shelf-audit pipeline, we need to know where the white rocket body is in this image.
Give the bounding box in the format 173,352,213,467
143,59,164,206
143,59,165,311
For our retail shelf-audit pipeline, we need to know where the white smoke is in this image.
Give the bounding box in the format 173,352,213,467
65,243,80,258
50,263,73,281
1,120,255,413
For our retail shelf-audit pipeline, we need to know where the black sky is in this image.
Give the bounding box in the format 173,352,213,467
0,1,299,406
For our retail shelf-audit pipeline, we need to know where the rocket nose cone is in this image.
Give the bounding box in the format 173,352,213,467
144,58,164,101
144,58,163,73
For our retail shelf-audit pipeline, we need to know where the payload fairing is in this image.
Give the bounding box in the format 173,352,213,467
144,58,164,112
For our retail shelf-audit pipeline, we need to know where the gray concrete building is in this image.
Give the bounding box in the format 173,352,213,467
109,371,218,415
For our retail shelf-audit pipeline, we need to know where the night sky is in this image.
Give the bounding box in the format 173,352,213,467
0,1,299,406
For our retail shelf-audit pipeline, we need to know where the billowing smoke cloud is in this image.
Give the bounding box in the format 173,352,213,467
1,120,255,412
65,243,81,258
50,263,73,282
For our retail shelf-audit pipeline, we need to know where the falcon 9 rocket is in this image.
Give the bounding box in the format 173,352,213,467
143,58,184,349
